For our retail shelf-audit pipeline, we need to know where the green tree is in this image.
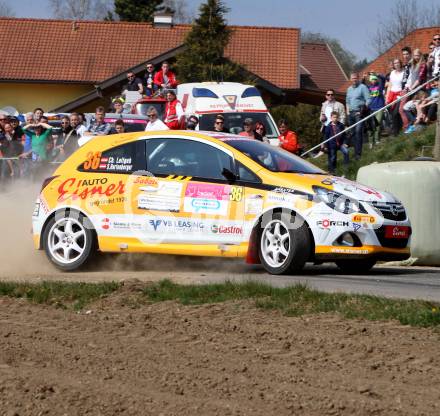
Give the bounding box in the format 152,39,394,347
271,104,322,150
114,0,167,22
175,0,244,83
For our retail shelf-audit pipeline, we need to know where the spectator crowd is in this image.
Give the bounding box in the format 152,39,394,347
319,33,440,173
0,32,439,181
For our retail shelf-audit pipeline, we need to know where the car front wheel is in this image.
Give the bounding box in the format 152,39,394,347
259,212,311,275
43,211,95,271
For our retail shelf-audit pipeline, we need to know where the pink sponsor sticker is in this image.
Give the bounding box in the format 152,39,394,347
185,183,230,200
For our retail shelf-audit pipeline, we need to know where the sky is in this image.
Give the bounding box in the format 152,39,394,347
6,0,438,60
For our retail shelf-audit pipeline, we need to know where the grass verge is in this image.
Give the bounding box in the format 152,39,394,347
1,279,440,327
0,280,120,310
312,124,436,179
143,280,440,328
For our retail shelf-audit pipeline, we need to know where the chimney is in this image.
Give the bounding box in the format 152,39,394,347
72,21,78,32
153,12,174,28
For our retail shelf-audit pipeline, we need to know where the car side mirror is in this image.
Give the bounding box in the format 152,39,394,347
222,167,237,183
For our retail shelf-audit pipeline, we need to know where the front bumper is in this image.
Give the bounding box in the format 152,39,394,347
314,245,410,261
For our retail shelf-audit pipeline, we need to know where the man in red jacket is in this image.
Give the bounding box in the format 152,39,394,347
277,119,300,154
154,61,178,91
164,90,185,130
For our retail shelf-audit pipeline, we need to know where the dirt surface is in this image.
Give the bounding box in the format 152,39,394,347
1,283,440,416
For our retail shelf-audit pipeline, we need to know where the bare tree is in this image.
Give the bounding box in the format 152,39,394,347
161,0,193,23
371,0,440,55
50,0,113,20
0,0,15,17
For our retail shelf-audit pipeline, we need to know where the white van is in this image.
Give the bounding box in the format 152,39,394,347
176,82,280,144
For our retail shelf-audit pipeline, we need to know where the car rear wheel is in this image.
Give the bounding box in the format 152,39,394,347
335,258,377,273
259,212,311,275
43,211,95,271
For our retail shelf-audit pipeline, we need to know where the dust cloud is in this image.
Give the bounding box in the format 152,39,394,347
0,179,54,277
0,178,249,280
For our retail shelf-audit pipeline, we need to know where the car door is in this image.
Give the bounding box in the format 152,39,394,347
141,137,245,245
74,139,147,247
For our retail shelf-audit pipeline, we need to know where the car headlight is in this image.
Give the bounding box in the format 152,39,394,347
313,186,366,214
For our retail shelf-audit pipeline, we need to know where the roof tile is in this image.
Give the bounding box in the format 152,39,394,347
0,18,300,89
301,43,348,93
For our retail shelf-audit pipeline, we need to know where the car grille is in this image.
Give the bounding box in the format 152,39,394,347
368,201,407,221
374,226,410,249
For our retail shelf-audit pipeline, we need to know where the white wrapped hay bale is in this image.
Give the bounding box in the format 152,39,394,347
357,161,440,265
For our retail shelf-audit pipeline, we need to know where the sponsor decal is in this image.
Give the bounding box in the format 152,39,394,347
191,199,220,211
137,181,182,212
331,248,369,254
384,226,410,239
272,187,297,194
39,196,50,215
317,219,349,228
245,195,263,215
211,224,243,235
100,217,143,231
266,192,295,205
148,219,204,232
184,183,230,215
89,196,126,207
83,152,133,172
101,218,110,230
352,214,376,224
185,183,230,199
58,178,125,202
132,176,158,186
352,223,362,232
139,181,182,195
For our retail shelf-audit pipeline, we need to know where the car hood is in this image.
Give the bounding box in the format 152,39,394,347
315,175,398,203
270,173,399,204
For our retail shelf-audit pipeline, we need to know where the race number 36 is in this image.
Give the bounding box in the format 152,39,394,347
230,186,243,202
83,152,102,170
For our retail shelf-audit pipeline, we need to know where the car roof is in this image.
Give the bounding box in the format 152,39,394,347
78,130,252,152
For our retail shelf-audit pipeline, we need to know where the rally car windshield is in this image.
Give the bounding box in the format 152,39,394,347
225,139,325,174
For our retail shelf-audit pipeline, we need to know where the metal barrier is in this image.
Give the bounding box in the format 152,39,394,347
302,74,440,157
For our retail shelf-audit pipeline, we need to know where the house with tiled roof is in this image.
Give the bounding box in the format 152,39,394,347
299,42,348,103
0,17,347,113
339,26,439,91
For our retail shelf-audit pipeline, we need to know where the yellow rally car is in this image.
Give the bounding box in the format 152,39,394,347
32,131,411,274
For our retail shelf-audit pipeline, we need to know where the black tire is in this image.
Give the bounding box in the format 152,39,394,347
258,211,311,275
335,258,377,274
42,210,96,271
